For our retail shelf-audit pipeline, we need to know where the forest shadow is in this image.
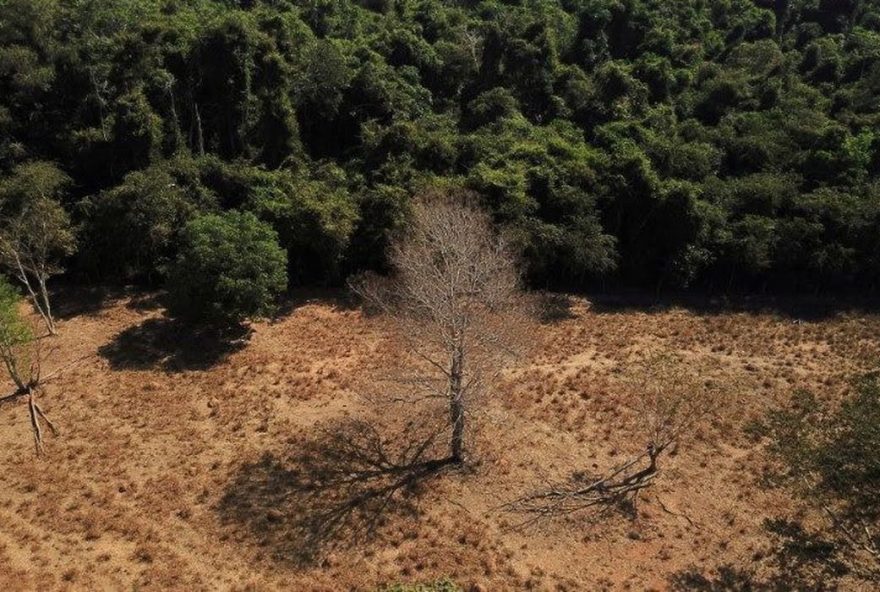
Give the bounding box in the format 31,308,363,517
124,291,164,313
538,292,578,324
271,287,361,321
217,419,453,566
668,518,849,591
585,292,880,322
98,316,251,372
51,284,114,319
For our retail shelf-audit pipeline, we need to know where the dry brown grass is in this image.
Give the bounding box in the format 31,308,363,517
0,289,877,591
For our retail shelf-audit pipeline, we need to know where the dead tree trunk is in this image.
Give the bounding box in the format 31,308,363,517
194,101,205,157
449,343,465,463
350,190,533,467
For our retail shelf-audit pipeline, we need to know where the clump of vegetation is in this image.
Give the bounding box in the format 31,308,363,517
1,1,880,294
0,276,57,453
0,277,34,376
77,161,211,283
752,375,880,577
0,162,76,335
379,579,461,592
166,211,287,324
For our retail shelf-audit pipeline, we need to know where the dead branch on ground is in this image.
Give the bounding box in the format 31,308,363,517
503,351,721,528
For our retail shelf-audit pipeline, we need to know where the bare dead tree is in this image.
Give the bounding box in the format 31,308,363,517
462,27,484,69
351,189,534,465
504,352,718,527
0,316,59,455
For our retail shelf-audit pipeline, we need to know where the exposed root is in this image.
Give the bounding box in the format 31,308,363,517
0,343,81,455
2,384,57,456
26,388,55,455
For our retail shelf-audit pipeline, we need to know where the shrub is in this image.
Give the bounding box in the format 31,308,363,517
379,579,461,592
166,211,287,324
0,276,31,348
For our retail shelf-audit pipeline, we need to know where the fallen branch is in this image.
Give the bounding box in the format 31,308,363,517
502,440,671,529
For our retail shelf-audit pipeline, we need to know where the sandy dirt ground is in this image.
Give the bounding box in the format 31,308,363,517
0,288,877,591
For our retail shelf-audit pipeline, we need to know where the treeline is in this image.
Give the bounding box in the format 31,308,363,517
2,0,880,293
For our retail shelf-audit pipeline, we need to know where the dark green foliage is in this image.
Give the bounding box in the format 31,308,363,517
166,210,287,323
78,159,214,282
239,164,358,285
194,158,358,284
2,0,880,293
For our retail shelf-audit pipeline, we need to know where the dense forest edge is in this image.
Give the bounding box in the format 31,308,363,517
1,0,880,298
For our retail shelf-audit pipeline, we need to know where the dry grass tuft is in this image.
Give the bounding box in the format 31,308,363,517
0,289,876,590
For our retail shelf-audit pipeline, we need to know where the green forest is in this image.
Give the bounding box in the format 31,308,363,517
2,0,880,296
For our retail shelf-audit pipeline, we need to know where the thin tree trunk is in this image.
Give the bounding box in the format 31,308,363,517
167,82,183,152
36,274,56,335
89,67,108,141
449,345,465,463
12,251,55,335
194,102,205,156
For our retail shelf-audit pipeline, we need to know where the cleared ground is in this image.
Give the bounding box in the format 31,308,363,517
0,288,877,591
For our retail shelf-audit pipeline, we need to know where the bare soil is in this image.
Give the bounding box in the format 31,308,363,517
0,288,877,591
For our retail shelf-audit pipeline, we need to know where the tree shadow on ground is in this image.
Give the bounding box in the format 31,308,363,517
217,419,454,566
98,316,251,372
585,292,880,322
669,518,850,591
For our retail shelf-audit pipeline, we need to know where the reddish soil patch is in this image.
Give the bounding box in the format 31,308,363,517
0,289,877,590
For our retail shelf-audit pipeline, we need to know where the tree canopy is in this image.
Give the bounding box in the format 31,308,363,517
166,210,288,323
2,0,880,292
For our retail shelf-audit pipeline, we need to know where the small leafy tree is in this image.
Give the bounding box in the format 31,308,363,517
166,210,288,324
352,189,533,464
0,162,76,335
753,376,880,577
0,277,57,454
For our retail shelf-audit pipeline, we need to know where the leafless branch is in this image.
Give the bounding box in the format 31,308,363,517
504,351,719,528
350,189,536,464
